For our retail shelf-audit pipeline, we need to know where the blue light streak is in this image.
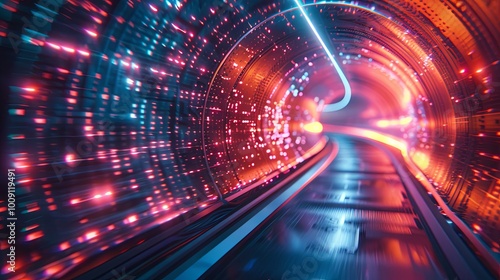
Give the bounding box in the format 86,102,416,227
293,0,352,112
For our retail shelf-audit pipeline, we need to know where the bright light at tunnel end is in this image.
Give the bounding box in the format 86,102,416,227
294,0,352,112
304,121,324,133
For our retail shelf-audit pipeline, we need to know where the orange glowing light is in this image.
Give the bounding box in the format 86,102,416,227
411,151,430,170
303,121,323,133
45,265,63,276
472,224,482,231
321,124,408,153
26,231,43,241
72,256,84,264
376,116,413,128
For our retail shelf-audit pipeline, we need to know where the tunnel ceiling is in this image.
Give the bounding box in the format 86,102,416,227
2,0,500,278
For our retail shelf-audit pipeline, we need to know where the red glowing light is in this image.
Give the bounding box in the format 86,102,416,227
26,231,44,241
59,242,70,251
45,265,63,276
85,231,97,240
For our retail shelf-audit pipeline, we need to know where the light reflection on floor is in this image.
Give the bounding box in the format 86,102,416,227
205,136,448,280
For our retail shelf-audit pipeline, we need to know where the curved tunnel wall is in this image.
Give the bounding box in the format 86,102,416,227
1,0,499,278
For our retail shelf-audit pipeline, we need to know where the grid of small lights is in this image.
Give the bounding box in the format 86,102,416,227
202,7,325,195
1,0,324,278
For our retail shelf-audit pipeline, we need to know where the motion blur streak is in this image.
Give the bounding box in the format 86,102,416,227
1,0,499,279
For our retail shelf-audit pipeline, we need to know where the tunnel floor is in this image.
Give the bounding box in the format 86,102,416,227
202,136,449,280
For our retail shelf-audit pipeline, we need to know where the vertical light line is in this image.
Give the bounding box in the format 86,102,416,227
294,0,352,112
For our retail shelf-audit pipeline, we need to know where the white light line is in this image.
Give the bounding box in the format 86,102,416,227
294,0,352,112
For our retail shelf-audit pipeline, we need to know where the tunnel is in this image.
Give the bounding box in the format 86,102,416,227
1,0,499,279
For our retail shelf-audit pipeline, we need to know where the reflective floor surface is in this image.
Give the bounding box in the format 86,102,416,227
204,136,451,280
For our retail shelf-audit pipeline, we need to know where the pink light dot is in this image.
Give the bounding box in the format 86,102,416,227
85,30,97,37
66,154,75,163
126,215,138,223
85,231,97,240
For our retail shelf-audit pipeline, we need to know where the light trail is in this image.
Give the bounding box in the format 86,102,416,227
294,0,352,112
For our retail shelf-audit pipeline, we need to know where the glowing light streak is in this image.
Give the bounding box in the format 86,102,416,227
171,23,186,34
322,124,408,154
376,116,413,128
47,42,60,49
85,231,97,240
85,29,97,37
303,121,323,133
61,46,75,53
293,0,351,112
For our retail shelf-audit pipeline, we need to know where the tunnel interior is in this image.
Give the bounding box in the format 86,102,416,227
1,0,500,278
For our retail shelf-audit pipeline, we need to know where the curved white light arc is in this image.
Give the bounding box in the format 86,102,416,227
294,0,352,112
